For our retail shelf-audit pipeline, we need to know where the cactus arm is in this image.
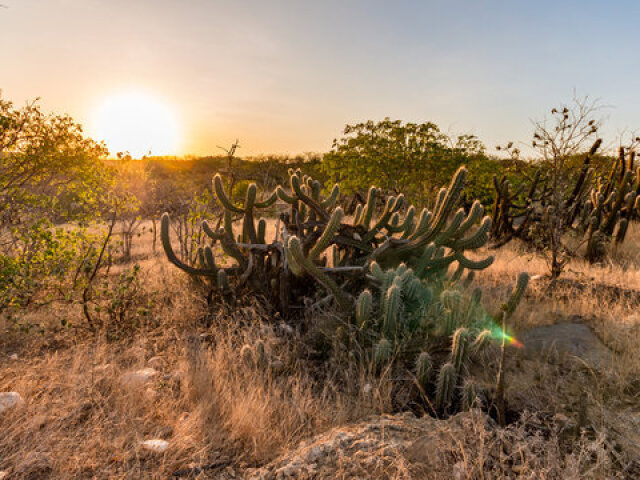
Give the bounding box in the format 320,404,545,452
160,213,217,277
353,204,364,225
361,187,378,227
454,201,484,238
257,219,267,244
408,209,433,240
202,220,225,241
290,175,331,222
254,191,278,208
454,251,494,270
356,289,373,328
203,246,218,273
276,186,296,204
242,184,258,244
430,167,467,234
309,207,344,260
433,209,465,246
213,174,244,214
504,272,529,315
400,206,416,238
320,184,340,208
435,362,457,411
287,236,352,311
451,217,492,250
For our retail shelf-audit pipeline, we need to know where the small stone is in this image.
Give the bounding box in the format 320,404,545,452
0,471,8,479
120,368,158,387
140,439,169,453
9,353,18,360
0,392,24,413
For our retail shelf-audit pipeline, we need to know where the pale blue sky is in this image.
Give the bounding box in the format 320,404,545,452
1,1,638,155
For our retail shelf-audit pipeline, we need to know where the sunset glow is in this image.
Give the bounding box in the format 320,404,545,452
90,92,179,158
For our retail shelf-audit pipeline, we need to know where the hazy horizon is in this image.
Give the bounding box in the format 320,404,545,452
2,0,640,156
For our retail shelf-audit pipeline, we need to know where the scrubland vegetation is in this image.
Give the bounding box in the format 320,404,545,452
3,92,640,478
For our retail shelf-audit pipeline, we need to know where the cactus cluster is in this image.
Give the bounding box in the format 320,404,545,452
162,166,530,415
353,260,528,414
491,141,640,261
162,167,496,315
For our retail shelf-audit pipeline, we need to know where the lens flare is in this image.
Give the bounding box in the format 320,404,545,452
490,325,524,348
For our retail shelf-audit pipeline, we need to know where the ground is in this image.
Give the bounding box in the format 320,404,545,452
1,224,640,479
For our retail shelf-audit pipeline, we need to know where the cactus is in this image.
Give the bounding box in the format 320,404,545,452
355,290,373,328
491,140,640,262
374,338,392,366
461,380,481,411
451,327,471,374
160,166,530,417
435,362,457,412
162,166,497,315
415,352,432,390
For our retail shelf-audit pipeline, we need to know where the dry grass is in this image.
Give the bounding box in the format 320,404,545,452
2,223,640,478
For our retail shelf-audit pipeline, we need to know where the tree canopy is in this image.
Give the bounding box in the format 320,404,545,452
322,118,489,206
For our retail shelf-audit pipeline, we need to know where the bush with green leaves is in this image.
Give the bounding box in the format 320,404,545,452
0,220,98,313
321,118,496,206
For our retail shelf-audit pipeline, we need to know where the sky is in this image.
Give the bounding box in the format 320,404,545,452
1,0,640,156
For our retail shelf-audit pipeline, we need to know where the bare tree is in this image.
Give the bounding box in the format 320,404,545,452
217,139,240,194
531,96,601,282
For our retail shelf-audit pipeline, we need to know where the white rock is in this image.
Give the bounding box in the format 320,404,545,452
9,353,18,360
0,392,24,413
140,439,169,453
120,368,158,387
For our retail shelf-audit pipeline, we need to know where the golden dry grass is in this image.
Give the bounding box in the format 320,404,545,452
2,222,640,478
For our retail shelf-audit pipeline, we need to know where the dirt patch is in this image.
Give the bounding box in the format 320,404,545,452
520,321,613,368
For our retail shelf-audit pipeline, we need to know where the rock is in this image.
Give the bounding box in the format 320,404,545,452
147,356,166,370
0,471,8,479
120,368,158,388
0,392,24,413
9,353,18,360
247,410,495,479
520,322,612,367
140,439,169,453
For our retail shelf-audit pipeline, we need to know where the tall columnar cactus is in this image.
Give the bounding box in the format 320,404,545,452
491,141,640,261
161,167,529,416
435,362,457,412
162,166,497,315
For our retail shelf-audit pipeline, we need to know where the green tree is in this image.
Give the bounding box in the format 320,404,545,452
322,118,487,206
0,92,112,314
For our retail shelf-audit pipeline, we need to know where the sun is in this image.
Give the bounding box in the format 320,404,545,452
91,91,180,158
